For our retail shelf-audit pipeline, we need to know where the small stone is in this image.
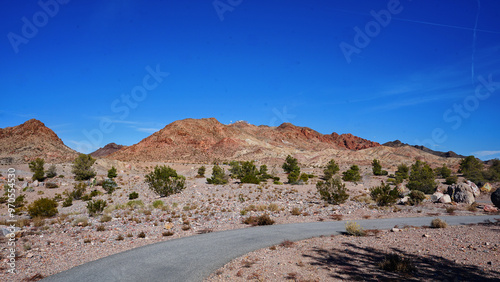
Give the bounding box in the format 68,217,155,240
487,261,492,265
27,253,34,258
391,228,400,232
422,234,429,238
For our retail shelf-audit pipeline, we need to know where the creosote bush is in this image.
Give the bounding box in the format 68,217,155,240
372,159,388,176
145,165,186,197
29,158,45,182
408,190,426,206
370,182,399,206
197,166,206,177
102,178,118,194
207,165,228,185
128,191,139,200
87,199,107,216
107,166,117,179
72,154,96,181
28,198,58,218
316,177,349,205
342,165,362,182
242,214,275,226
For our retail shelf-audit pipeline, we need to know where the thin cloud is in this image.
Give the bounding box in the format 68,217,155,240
473,150,500,157
135,127,160,133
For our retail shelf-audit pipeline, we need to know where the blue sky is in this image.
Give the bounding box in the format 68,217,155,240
1,0,499,159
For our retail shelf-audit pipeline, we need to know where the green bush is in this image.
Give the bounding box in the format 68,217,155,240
45,182,58,189
145,165,186,197
197,166,206,177
46,164,57,179
228,161,242,178
370,182,399,206
87,199,107,216
28,198,58,218
445,175,458,185
29,158,45,182
68,182,86,200
408,190,426,206
102,178,118,194
128,191,139,200
107,166,118,179
299,173,309,183
372,159,388,176
407,160,437,194
287,169,300,184
207,165,228,185
323,159,340,180
342,165,362,182
395,164,409,184
62,197,73,207
152,200,164,209
316,177,349,205
72,154,96,181
239,161,260,184
434,164,452,178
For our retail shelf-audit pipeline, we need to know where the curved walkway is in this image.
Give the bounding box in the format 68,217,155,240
42,215,500,282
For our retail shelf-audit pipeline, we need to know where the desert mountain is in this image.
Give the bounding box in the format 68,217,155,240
90,143,125,158
383,140,465,159
0,119,78,164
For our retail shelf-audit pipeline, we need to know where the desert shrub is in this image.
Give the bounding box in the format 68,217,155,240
445,206,456,214
345,221,366,236
102,178,118,194
207,165,228,185
116,234,124,241
72,154,96,181
445,175,458,185
342,165,362,182
62,197,73,207
238,161,260,184
68,182,86,200
46,165,57,178
459,155,484,184
28,198,58,218
273,181,283,185
407,160,437,194
96,225,106,232
370,182,399,206
29,158,45,181
372,159,388,176
298,173,309,183
87,199,107,216
145,165,186,197
379,253,415,273
316,177,349,205
395,164,409,184
45,182,58,189
138,231,146,238
323,159,340,180
163,231,174,236
242,214,275,226
107,166,117,179
126,200,144,209
407,190,426,206
430,218,447,228
228,161,242,178
286,169,299,184
434,164,452,178
467,202,478,212
53,193,63,202
197,166,206,177
282,155,300,174
291,207,301,215
128,191,139,200
100,214,112,222
152,200,164,209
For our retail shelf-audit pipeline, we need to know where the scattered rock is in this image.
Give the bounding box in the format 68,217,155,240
491,189,500,209
483,205,498,212
439,194,451,204
422,234,429,238
398,196,409,205
431,192,444,202
33,180,39,187
447,183,475,204
391,228,400,232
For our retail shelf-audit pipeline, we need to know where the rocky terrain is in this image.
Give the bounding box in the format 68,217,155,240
90,143,125,158
0,120,77,165
384,140,466,159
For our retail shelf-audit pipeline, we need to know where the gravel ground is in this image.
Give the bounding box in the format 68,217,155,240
206,220,500,281
0,163,498,281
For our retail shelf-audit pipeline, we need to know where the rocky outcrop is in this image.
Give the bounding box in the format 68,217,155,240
0,119,77,163
383,140,465,158
90,143,125,158
447,183,477,204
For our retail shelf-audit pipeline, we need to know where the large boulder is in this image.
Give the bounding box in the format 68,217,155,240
466,180,480,197
492,189,500,209
447,183,475,204
431,192,444,202
439,194,452,204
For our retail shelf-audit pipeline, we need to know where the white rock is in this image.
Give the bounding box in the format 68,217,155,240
33,180,39,187
431,192,444,202
439,194,451,203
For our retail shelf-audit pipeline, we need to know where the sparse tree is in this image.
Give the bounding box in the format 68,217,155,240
342,165,362,182
372,159,388,176
46,164,57,178
370,182,399,206
145,165,186,197
207,165,228,185
407,160,437,194
323,159,340,180
434,164,452,178
107,166,117,179
29,158,45,181
317,177,349,205
282,155,299,174
395,164,409,184
72,154,96,181
197,166,206,177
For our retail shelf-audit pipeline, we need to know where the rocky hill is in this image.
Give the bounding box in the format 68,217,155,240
90,143,125,158
383,140,465,159
108,117,381,164
0,119,78,164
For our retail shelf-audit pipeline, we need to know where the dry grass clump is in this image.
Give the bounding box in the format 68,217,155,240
467,202,478,212
242,214,275,226
379,253,415,273
290,207,301,216
279,240,294,248
345,221,366,236
100,214,112,223
430,218,448,228
445,206,456,214
162,231,174,237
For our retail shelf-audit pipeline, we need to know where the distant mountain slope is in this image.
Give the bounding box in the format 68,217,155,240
0,119,77,164
108,118,381,163
383,140,465,159
90,143,125,158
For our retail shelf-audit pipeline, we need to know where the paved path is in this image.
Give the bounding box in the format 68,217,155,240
42,215,499,282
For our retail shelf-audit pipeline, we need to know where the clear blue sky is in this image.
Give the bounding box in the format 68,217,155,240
1,0,499,159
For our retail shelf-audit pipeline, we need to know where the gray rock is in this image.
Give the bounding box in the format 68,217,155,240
492,189,500,209
431,192,444,202
447,183,475,204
